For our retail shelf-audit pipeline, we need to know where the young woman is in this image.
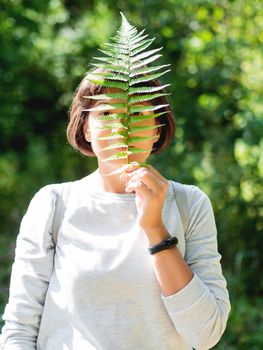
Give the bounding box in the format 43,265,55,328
0,73,230,350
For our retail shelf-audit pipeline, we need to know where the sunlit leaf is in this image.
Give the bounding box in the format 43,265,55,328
129,104,168,113
85,12,170,172
130,124,165,133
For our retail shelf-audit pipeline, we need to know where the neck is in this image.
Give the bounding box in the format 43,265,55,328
92,165,130,194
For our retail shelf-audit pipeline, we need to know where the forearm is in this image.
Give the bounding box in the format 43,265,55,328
142,223,230,349
142,225,193,296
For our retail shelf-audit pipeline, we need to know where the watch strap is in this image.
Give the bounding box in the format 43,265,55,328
148,236,178,255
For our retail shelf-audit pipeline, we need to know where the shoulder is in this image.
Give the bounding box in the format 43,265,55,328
33,181,73,199
174,183,216,239
24,181,73,217
170,180,211,208
183,184,211,206
169,181,215,237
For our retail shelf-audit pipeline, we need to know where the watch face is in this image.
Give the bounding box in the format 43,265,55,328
167,237,178,247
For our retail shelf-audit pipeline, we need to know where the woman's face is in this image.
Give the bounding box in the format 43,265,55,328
83,96,160,170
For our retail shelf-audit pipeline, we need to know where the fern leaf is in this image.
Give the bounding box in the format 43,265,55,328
97,113,127,121
87,78,129,90
97,132,127,140
129,104,168,114
104,161,149,176
89,72,128,82
129,93,170,104
93,56,128,68
98,49,128,61
129,85,170,94
84,103,127,112
129,112,168,122
103,152,129,161
131,47,163,63
90,63,129,75
131,54,162,70
103,148,152,162
130,124,165,133
100,144,152,155
100,43,128,55
85,12,171,173
128,135,157,143
83,92,128,100
95,124,128,131
129,70,171,86
130,39,155,55
130,64,171,78
129,30,149,45
125,147,152,154
100,142,128,151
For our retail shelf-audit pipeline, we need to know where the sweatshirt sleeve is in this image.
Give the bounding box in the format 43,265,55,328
0,185,59,350
161,185,231,350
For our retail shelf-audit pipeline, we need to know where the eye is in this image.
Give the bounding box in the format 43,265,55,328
134,112,140,116
103,111,110,116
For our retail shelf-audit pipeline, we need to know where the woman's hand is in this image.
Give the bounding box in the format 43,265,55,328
120,164,170,242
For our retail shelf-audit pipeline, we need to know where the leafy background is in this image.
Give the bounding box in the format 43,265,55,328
0,0,262,348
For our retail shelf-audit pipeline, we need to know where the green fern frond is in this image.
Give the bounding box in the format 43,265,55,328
85,12,172,173
84,103,127,112
130,124,165,133
100,44,129,55
95,124,128,131
98,49,129,61
87,78,129,90
129,111,168,122
103,148,152,161
129,93,170,104
130,39,155,55
97,113,127,121
130,47,162,62
92,56,128,68
103,152,130,161
83,92,128,100
125,147,153,154
99,142,128,151
129,33,149,46
129,85,170,94
91,72,128,82
129,104,168,114
128,135,157,143
131,54,162,70
130,64,171,78
97,134,126,141
90,63,129,75
100,144,152,155
129,70,170,86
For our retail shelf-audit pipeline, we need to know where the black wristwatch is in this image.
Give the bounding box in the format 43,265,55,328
148,236,178,255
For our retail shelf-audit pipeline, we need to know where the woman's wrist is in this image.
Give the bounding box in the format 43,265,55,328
141,223,170,246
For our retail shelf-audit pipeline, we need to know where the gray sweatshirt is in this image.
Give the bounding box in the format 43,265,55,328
0,175,230,349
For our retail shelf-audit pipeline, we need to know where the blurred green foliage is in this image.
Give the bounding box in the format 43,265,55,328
0,0,262,348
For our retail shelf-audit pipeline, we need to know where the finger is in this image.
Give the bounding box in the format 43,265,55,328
124,163,166,185
127,168,167,195
146,164,167,182
121,166,147,178
126,180,151,196
121,164,169,194
123,162,149,174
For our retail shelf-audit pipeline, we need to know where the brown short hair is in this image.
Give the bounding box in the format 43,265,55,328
67,69,176,157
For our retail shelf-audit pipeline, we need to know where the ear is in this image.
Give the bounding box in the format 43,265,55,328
83,119,91,143
154,125,161,141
